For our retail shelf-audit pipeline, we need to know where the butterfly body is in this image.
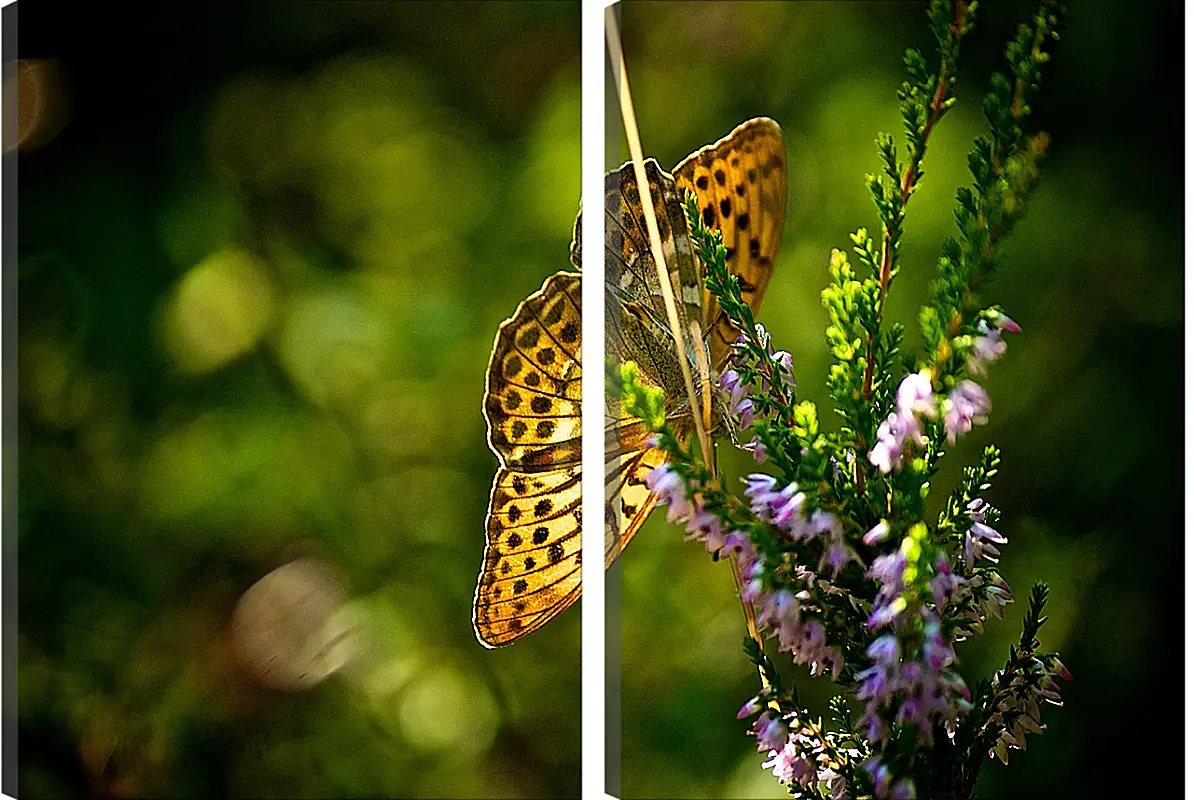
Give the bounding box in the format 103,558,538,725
474,118,787,647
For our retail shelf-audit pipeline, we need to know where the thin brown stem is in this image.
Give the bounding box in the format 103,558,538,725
861,0,968,404
855,0,969,493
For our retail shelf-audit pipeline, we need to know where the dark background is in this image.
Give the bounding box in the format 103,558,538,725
616,1,1182,798
10,0,1183,798
15,2,580,797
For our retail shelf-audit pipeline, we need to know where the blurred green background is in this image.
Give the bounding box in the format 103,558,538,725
16,2,580,797
616,1,1181,799
14,1,1183,799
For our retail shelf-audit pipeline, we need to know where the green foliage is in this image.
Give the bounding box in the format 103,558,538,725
620,1,1073,797
608,359,668,432
920,0,1066,384
616,0,1178,795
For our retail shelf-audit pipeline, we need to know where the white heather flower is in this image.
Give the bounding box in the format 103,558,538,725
897,370,937,418
864,520,892,546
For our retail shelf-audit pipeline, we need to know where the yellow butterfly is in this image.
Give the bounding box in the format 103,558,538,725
473,118,787,647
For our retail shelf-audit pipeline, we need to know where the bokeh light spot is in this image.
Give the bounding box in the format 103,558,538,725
162,248,276,374
398,664,498,755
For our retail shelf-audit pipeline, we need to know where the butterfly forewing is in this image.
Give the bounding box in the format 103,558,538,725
672,118,788,369
483,273,583,471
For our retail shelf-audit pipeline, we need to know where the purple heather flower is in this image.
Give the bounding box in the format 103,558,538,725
868,551,907,600
870,372,945,472
762,738,815,786
737,695,763,719
753,712,788,753
968,313,1020,376
965,497,989,522
721,531,759,574
732,396,757,429
770,349,797,389
930,552,964,609
863,758,893,798
858,565,975,748
987,647,1068,764
685,510,726,557
819,537,860,577
969,321,1006,374
808,509,842,539
645,464,694,522
770,485,807,529
741,560,767,606
744,435,768,463
790,752,817,788
971,573,1013,626
857,710,885,744
921,613,956,672
897,695,933,741
819,770,848,800
721,368,746,406
744,472,778,509
791,620,826,663
758,589,800,644
869,411,924,473
869,413,905,473
1048,655,1073,682
809,510,859,577
867,634,900,665
943,380,990,445
743,475,813,541
992,311,1022,334
815,647,845,681
867,597,906,630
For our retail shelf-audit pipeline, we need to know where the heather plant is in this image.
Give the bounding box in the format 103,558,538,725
611,1,1070,796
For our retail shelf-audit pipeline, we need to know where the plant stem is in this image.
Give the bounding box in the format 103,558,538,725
855,0,969,494
862,0,969,404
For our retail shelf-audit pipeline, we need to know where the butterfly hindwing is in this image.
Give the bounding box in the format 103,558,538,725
604,432,669,561
474,465,583,647
603,159,705,340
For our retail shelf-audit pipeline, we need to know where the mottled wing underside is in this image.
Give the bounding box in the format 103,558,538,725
474,118,787,648
475,272,584,647
672,117,787,369
603,158,705,343
601,160,706,566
